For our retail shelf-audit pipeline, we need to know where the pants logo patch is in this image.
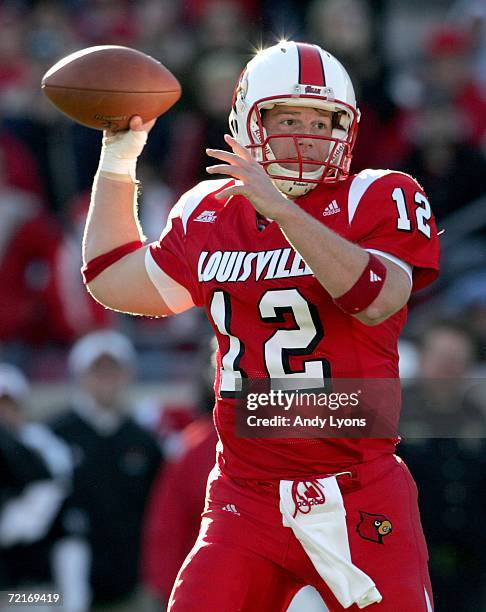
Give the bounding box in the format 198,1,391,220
357,511,393,543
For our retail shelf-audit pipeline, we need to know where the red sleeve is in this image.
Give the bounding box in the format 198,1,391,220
349,171,440,292
149,209,203,307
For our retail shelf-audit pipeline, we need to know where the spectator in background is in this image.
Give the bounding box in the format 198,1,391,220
393,26,486,224
399,99,486,221
441,271,486,367
141,339,217,605
422,27,486,147
0,8,29,106
72,0,137,48
184,0,255,51
49,330,163,612
0,3,75,209
306,0,410,172
167,50,244,193
306,0,376,87
0,363,71,596
7,1,85,213
399,319,484,438
184,0,259,22
0,148,61,361
142,405,218,606
448,0,486,93
26,1,78,65
0,110,46,202
47,191,115,345
134,0,195,78
398,319,486,612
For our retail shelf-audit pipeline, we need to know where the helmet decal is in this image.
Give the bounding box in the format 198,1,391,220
297,43,326,87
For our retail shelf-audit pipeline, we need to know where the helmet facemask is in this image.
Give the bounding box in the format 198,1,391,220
244,97,359,197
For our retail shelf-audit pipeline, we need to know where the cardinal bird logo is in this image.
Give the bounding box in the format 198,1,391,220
357,511,393,544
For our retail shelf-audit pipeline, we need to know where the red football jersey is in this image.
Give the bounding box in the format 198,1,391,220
149,169,440,479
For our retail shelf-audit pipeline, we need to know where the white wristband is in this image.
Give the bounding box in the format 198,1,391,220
98,129,148,182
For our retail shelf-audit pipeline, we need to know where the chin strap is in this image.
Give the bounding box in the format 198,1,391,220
273,177,317,197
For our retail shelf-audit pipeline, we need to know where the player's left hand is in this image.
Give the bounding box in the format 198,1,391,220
206,134,293,221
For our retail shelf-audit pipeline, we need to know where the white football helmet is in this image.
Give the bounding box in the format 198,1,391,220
229,41,360,197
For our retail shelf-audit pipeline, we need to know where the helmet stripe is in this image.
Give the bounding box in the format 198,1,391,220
297,43,325,86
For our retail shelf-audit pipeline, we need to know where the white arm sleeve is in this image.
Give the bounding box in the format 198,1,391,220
145,249,195,313
366,249,413,285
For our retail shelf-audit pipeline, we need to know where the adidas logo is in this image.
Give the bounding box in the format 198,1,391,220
323,200,340,216
194,210,217,223
222,503,240,516
370,271,382,282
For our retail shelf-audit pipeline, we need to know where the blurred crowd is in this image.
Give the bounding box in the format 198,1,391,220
0,0,485,610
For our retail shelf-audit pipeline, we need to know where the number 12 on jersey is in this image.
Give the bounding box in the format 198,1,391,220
392,187,431,238
209,288,331,395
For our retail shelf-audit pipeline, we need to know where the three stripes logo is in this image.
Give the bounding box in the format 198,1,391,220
323,200,340,216
370,271,382,282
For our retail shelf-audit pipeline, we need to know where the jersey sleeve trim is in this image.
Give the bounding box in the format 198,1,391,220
175,179,233,235
145,248,195,313
360,243,439,291
348,169,394,224
366,249,412,284
348,169,439,292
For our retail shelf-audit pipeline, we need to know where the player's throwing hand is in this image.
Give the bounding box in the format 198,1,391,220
206,134,293,221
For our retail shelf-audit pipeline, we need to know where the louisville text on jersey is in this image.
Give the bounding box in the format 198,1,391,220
197,248,313,283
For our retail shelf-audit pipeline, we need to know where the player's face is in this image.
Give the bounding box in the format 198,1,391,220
262,106,333,172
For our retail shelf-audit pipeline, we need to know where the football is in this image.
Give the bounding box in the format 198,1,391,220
41,45,181,131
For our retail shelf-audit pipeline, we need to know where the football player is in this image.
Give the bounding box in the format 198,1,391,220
82,42,439,611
